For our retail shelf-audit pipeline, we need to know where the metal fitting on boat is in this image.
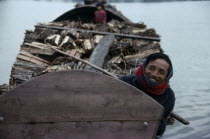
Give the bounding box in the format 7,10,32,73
0,117,4,121
144,121,148,127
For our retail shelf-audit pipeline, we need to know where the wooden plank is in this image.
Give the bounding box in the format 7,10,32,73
22,42,55,55
19,50,50,64
85,35,115,70
0,121,157,139
24,42,50,49
17,54,49,66
21,47,55,55
35,25,161,42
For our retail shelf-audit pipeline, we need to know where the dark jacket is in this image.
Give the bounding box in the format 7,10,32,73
119,74,175,136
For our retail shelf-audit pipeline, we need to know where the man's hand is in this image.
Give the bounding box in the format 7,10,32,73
167,116,175,125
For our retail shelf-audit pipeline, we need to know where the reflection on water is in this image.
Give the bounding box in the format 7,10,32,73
0,0,210,139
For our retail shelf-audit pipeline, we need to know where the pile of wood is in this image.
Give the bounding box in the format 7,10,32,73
1,19,162,93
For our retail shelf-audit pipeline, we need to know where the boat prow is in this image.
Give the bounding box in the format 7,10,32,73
0,70,163,139
54,4,130,22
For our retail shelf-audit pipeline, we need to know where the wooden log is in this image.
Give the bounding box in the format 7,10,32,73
93,35,104,44
124,49,160,61
171,112,190,125
126,58,145,67
108,56,122,64
83,39,94,51
35,25,161,42
85,35,115,71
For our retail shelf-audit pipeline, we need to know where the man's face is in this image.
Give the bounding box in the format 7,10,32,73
145,58,169,83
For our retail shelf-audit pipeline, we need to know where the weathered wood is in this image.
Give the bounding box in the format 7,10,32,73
0,70,163,139
21,47,54,55
0,84,12,94
125,49,160,61
83,39,94,51
14,63,47,72
22,42,55,55
0,121,157,139
108,56,122,64
19,50,50,64
35,25,161,42
48,44,117,78
17,54,49,66
171,112,190,125
93,35,103,43
85,35,115,70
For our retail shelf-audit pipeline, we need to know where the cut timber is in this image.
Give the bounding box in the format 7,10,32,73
23,42,55,55
36,25,161,42
132,28,146,34
0,70,163,139
93,35,104,44
21,47,55,55
83,39,93,51
48,44,117,78
85,35,115,70
66,49,82,58
17,55,48,66
108,56,122,64
125,49,160,61
20,50,50,64
17,50,50,66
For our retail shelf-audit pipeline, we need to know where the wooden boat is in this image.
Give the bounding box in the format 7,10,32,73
0,1,189,138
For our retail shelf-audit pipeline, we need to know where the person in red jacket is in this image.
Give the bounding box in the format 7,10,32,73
94,3,107,23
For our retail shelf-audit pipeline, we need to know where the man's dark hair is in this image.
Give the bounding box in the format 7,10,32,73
145,53,173,76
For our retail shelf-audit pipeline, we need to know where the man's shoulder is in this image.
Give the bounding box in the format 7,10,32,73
165,87,176,100
119,74,135,82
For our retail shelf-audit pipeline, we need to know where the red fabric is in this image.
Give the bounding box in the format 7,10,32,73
95,10,107,23
135,63,169,95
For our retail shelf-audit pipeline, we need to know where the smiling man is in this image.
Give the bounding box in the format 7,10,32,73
119,53,175,136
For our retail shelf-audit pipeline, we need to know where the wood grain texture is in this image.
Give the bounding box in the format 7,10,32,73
0,121,157,139
85,35,115,70
0,70,163,139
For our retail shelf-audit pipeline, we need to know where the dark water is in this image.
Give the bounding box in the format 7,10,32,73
0,1,210,138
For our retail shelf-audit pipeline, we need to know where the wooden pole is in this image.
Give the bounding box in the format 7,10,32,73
36,25,161,42
48,44,117,78
171,111,190,125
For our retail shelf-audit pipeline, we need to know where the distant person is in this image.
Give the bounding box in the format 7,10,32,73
94,3,107,23
119,53,175,136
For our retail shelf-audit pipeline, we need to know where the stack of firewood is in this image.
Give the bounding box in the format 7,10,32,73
6,19,162,90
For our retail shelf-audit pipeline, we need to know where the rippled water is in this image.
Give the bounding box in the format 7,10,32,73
0,1,210,138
